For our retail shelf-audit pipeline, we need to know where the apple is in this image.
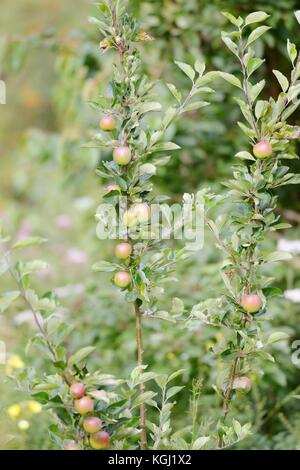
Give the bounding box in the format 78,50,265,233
103,184,121,194
134,203,151,223
113,146,132,165
114,242,132,260
99,115,116,131
253,140,272,159
70,382,85,399
74,396,94,415
232,376,252,392
114,271,131,288
64,441,81,450
89,430,110,450
241,294,263,313
123,203,151,227
83,416,102,434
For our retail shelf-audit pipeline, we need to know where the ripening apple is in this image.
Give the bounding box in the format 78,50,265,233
89,430,110,450
123,208,137,227
241,294,263,313
233,376,252,392
113,146,132,165
253,140,272,159
64,441,81,450
74,396,94,415
114,271,131,288
103,184,121,194
70,382,85,399
83,416,102,434
114,242,132,260
134,203,151,223
99,115,116,131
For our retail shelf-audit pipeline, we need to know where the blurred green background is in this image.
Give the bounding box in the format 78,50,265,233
0,0,299,449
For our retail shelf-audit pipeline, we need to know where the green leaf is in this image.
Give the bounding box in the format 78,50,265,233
287,39,297,64
218,72,242,89
246,26,271,47
162,107,177,128
221,12,243,27
245,11,270,26
174,61,195,81
151,142,180,152
265,251,292,263
13,237,47,250
267,332,289,344
68,346,95,367
273,70,289,92
92,261,118,272
194,60,206,76
192,436,210,450
249,79,265,102
0,291,20,313
221,35,239,57
235,151,255,161
184,101,210,112
166,83,182,103
295,10,300,25
167,369,185,383
139,101,162,115
166,386,184,400
247,58,265,77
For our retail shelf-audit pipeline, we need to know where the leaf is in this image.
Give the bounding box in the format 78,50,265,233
192,436,210,450
265,251,292,263
13,237,47,250
162,107,177,128
235,151,255,161
0,291,20,313
295,10,300,25
273,70,289,92
0,260,9,277
287,39,297,64
221,35,239,57
92,261,118,272
167,369,185,383
166,83,182,103
247,58,265,77
267,332,289,344
218,72,242,89
139,101,162,115
245,11,270,26
221,12,243,27
151,142,180,152
68,346,95,367
246,26,271,47
166,386,184,400
174,61,195,81
184,101,210,112
194,60,206,77
249,79,265,102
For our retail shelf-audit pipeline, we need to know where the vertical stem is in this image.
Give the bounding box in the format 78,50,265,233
134,300,147,450
222,356,239,418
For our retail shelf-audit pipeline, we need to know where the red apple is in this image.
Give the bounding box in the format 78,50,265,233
114,271,131,288
241,294,263,313
74,396,94,415
64,441,81,450
89,430,110,450
99,115,116,131
83,416,102,434
253,140,272,159
70,382,85,399
113,146,132,165
114,242,132,260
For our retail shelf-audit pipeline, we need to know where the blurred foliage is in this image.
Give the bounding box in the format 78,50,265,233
0,0,299,450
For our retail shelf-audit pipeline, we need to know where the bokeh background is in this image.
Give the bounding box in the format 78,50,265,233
0,0,300,449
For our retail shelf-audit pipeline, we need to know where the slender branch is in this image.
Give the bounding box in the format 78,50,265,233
134,300,147,450
222,356,239,418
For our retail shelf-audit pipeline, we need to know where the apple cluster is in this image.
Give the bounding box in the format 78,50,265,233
65,382,110,450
